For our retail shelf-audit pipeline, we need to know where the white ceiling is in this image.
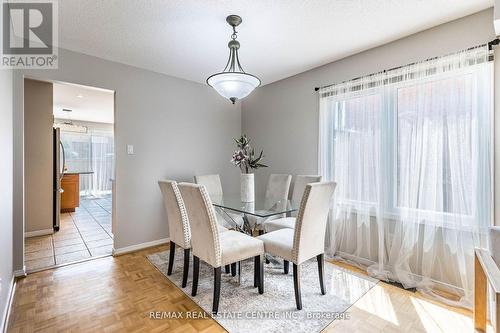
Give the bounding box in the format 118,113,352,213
53,82,114,123
58,0,493,85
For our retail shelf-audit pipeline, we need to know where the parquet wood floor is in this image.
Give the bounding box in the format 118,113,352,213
6,245,492,333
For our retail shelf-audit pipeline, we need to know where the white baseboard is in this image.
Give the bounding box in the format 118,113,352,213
112,238,169,256
1,276,16,333
25,229,53,238
13,266,26,278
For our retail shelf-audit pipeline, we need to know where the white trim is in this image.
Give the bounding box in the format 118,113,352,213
24,229,53,238
112,238,169,256
13,266,26,278
334,251,465,295
335,251,377,268
1,276,16,333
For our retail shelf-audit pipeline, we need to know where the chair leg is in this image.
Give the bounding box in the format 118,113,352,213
284,260,289,274
167,241,175,276
254,256,259,288
293,264,302,310
192,256,200,296
317,253,325,295
231,262,237,277
182,248,190,288
225,265,230,274
258,255,264,294
212,267,222,314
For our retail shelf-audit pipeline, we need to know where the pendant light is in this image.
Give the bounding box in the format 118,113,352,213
207,15,261,104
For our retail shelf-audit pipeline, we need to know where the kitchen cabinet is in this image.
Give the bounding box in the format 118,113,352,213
61,173,80,212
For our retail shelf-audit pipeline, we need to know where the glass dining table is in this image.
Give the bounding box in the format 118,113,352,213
211,195,299,234
211,195,298,283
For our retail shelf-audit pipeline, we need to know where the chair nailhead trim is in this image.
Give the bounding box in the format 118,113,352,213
199,185,223,267
172,182,191,249
292,184,312,263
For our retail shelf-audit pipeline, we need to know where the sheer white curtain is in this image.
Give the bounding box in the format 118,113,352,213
319,46,493,308
61,129,114,196
87,132,114,195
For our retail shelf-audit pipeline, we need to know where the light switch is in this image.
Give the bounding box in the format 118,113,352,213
127,144,134,155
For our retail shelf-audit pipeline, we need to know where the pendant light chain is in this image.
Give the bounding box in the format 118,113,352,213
231,25,238,40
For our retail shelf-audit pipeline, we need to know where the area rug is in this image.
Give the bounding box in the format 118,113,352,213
147,248,377,333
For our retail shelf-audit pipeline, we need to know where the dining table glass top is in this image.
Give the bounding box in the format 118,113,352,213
211,195,298,218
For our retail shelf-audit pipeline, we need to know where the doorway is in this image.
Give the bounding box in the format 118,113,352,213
23,79,115,272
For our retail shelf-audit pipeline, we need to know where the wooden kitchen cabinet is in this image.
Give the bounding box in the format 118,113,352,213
61,173,80,212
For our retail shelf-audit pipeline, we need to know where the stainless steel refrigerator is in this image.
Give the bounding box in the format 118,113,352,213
53,127,65,231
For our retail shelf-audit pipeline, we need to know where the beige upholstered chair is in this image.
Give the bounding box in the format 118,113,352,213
265,175,322,232
474,226,500,333
264,173,293,202
249,174,292,232
194,174,244,275
257,182,336,310
194,174,244,230
193,174,223,197
158,180,191,288
178,183,265,314
158,180,227,288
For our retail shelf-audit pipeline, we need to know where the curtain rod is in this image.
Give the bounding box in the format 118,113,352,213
313,38,499,92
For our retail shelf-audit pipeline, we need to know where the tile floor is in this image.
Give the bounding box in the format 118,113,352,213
25,195,113,272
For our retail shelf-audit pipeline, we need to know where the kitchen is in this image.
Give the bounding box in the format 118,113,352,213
24,79,115,272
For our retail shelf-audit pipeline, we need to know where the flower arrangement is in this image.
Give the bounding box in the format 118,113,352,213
231,134,268,174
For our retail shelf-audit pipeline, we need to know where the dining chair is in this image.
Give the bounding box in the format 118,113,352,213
193,174,223,197
158,180,192,288
194,174,244,230
178,183,265,314
265,173,293,202
291,175,323,207
257,182,337,310
158,180,228,288
248,174,292,232
194,174,244,275
265,175,322,232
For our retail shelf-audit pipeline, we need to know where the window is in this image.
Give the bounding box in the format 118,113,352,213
330,93,381,204
319,52,492,223
61,129,114,196
319,47,493,306
396,75,473,215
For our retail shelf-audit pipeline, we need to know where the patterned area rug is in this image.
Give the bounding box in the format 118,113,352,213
147,248,377,333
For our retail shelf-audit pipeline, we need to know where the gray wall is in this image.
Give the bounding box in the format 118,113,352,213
242,9,496,196
0,69,13,331
24,79,54,233
13,48,241,270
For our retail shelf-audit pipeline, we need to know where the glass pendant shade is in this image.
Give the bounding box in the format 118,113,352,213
207,15,260,104
207,72,260,104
